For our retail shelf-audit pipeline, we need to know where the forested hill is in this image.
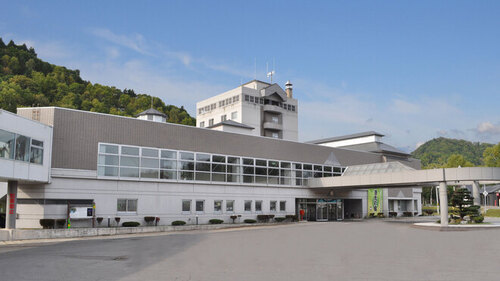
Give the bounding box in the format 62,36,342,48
411,137,493,168
0,38,196,125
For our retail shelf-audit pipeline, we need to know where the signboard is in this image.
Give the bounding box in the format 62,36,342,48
367,188,383,215
483,190,489,197
69,207,93,218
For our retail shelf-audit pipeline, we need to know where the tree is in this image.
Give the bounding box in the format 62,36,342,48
483,143,500,167
445,154,473,168
450,188,480,220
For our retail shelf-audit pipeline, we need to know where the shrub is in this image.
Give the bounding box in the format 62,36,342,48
144,216,156,225
56,219,66,228
244,219,257,223
268,214,275,219
230,215,238,223
403,212,413,217
285,215,297,222
96,217,104,224
257,215,270,222
40,219,56,229
209,219,224,224
377,213,385,218
472,215,484,223
114,217,121,224
388,212,397,218
274,217,286,222
172,220,186,226
122,221,140,227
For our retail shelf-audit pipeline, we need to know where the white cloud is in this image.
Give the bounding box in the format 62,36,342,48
477,121,500,134
89,28,150,55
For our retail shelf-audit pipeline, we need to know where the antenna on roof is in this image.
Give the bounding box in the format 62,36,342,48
266,59,275,83
151,96,153,109
254,57,257,80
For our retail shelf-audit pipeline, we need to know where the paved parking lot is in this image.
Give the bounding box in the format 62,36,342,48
1,221,500,281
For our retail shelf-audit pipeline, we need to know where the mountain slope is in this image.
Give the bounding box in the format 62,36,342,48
0,38,195,125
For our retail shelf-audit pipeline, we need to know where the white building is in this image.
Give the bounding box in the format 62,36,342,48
196,80,298,141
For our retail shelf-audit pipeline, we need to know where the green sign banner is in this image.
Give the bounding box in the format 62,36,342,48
367,188,383,215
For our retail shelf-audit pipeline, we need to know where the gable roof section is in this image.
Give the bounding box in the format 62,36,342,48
136,108,167,118
307,131,384,144
207,120,254,130
261,84,287,101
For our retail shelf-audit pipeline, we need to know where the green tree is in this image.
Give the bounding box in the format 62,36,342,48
450,188,480,219
483,143,500,167
445,154,474,168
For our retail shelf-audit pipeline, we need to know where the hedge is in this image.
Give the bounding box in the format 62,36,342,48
172,220,186,226
209,219,224,224
274,217,286,222
40,219,55,229
244,219,257,223
122,221,140,227
56,219,66,228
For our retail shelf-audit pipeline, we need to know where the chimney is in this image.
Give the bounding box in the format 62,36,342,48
285,80,293,98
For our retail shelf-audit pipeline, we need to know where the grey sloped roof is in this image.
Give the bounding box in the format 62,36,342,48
339,142,410,157
306,131,384,144
261,84,287,101
207,120,254,129
343,161,415,176
136,108,167,118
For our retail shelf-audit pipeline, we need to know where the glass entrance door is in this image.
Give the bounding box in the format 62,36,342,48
317,204,328,221
328,203,337,221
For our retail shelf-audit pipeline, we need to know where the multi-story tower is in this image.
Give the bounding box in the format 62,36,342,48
196,80,298,141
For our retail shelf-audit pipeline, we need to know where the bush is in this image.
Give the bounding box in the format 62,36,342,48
274,217,286,222
144,216,156,225
388,212,397,218
472,215,484,223
40,219,55,229
122,221,140,227
56,219,66,228
257,215,270,222
377,213,385,218
285,215,297,222
172,220,186,226
209,219,224,224
96,217,104,224
114,217,121,224
403,212,413,217
244,219,257,224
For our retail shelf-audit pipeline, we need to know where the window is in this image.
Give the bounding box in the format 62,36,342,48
211,103,216,110
117,199,137,212
270,201,277,212
249,96,254,103
221,115,227,122
30,139,43,164
15,135,30,162
226,200,234,212
0,129,15,160
200,121,205,128
98,144,119,177
182,200,191,212
244,95,249,101
271,132,279,139
244,200,252,212
271,116,279,123
214,200,222,212
255,200,262,212
280,201,286,212
231,111,237,120
147,115,153,121
196,200,205,212
209,119,214,126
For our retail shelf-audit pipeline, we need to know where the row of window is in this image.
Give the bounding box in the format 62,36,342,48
98,143,345,186
199,111,238,128
182,199,286,213
198,95,240,115
198,103,217,115
0,129,44,164
244,95,296,112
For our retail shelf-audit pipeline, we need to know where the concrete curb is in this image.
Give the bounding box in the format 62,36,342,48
0,222,296,241
412,222,500,231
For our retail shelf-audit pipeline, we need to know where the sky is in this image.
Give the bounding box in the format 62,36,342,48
1,0,500,151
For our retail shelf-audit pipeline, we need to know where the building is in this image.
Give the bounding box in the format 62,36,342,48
0,103,428,229
196,80,298,141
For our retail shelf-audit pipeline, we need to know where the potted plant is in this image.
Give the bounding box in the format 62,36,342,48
114,217,121,226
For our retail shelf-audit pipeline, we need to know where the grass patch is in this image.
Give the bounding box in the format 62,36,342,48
485,209,500,217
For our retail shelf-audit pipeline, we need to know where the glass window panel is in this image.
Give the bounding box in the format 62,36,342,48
226,174,239,183
314,165,323,171
280,162,290,168
226,165,240,174
160,170,177,180
121,146,139,156
117,199,127,212
243,158,254,165
243,175,254,183
214,200,222,212
334,167,341,173
212,173,226,182
128,199,138,212
268,177,279,184
268,161,279,167
324,172,332,177
256,167,267,175
180,152,194,160
280,201,286,211
195,172,210,181
212,163,226,173
280,177,291,185
256,159,267,166
140,169,159,179
295,178,302,185
141,158,159,168
196,200,204,212
180,161,194,170
196,153,211,162
255,201,262,212
314,172,323,178
303,164,312,170
324,166,332,172
294,163,302,169
182,200,191,212
100,144,118,154
227,157,240,164
142,148,159,157
120,167,139,178
255,176,267,184
226,200,234,212
280,169,291,177
120,156,139,167
15,135,30,162
268,168,279,176
244,200,252,212
160,159,176,169
0,129,15,159
180,171,194,180
270,201,277,212
98,166,118,176
196,162,211,171
98,155,119,166
303,171,313,178
31,139,43,148
161,150,177,159
30,147,43,164
295,171,302,178
243,166,254,174
212,155,226,163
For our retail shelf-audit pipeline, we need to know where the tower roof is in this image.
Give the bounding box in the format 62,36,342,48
136,108,167,118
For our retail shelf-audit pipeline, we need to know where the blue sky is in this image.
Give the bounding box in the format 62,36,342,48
2,0,500,151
